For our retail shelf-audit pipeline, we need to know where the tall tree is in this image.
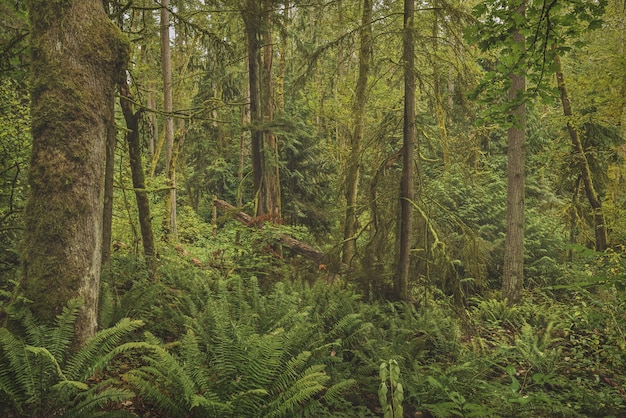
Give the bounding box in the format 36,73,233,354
261,9,281,221
394,0,416,302
161,0,177,240
242,0,281,220
120,81,157,274
342,0,372,267
21,0,128,345
242,0,264,217
554,51,608,251
502,0,526,305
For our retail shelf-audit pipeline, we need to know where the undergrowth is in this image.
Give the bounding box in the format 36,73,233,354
1,239,624,417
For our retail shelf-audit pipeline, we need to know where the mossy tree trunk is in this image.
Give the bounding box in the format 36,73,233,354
21,0,129,346
342,0,372,268
554,51,608,252
120,81,157,276
394,0,415,302
242,1,264,217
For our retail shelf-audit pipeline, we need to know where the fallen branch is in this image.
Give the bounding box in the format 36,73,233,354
213,198,325,262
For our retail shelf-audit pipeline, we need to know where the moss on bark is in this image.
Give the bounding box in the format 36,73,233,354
20,0,129,345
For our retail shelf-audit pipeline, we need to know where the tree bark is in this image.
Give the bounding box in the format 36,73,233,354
120,82,157,275
502,1,526,305
554,51,608,251
21,0,129,345
342,0,372,268
102,98,116,268
243,2,264,216
160,0,177,241
394,0,415,302
261,17,281,222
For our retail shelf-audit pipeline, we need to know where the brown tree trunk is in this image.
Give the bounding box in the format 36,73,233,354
554,52,608,251
261,18,281,222
243,2,264,216
394,0,415,302
21,0,129,345
120,82,157,275
502,1,526,305
342,0,372,268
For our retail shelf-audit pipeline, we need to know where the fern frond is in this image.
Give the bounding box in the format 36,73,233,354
124,369,187,417
65,318,144,380
264,365,329,418
0,328,32,411
64,385,135,418
321,378,357,406
47,298,81,360
24,345,66,381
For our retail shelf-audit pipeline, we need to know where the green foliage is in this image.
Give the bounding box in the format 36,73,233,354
0,299,144,417
378,359,403,418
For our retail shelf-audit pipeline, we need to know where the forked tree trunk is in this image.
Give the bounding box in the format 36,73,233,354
120,82,157,275
502,0,526,305
554,51,608,251
21,0,129,345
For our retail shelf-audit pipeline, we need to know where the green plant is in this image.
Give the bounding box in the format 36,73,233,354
0,298,144,417
378,359,403,418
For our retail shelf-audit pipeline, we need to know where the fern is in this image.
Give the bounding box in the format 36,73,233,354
0,299,153,416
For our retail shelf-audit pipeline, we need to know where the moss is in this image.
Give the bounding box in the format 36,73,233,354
20,0,129,328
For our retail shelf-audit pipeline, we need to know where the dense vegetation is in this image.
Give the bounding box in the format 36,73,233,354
1,0,625,416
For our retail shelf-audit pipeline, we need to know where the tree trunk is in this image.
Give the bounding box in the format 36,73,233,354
160,0,177,241
394,0,416,302
120,82,157,275
342,0,372,267
554,51,608,252
243,2,264,216
261,17,281,222
502,1,526,305
102,98,116,268
21,0,128,345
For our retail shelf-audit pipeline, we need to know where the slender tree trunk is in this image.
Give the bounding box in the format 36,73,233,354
240,51,250,210
160,0,177,240
120,82,157,275
502,1,526,305
243,3,264,217
394,0,416,302
261,17,281,221
342,0,372,267
431,0,449,166
554,51,608,251
22,0,128,345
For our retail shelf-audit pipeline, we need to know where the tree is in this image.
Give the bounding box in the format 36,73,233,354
20,0,128,345
240,0,282,221
554,50,608,251
120,80,157,274
342,0,372,268
161,0,177,241
502,0,526,305
394,0,415,302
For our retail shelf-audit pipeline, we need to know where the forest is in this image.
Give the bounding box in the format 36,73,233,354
0,0,625,416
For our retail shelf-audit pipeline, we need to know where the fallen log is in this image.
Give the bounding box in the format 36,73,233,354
213,198,325,262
